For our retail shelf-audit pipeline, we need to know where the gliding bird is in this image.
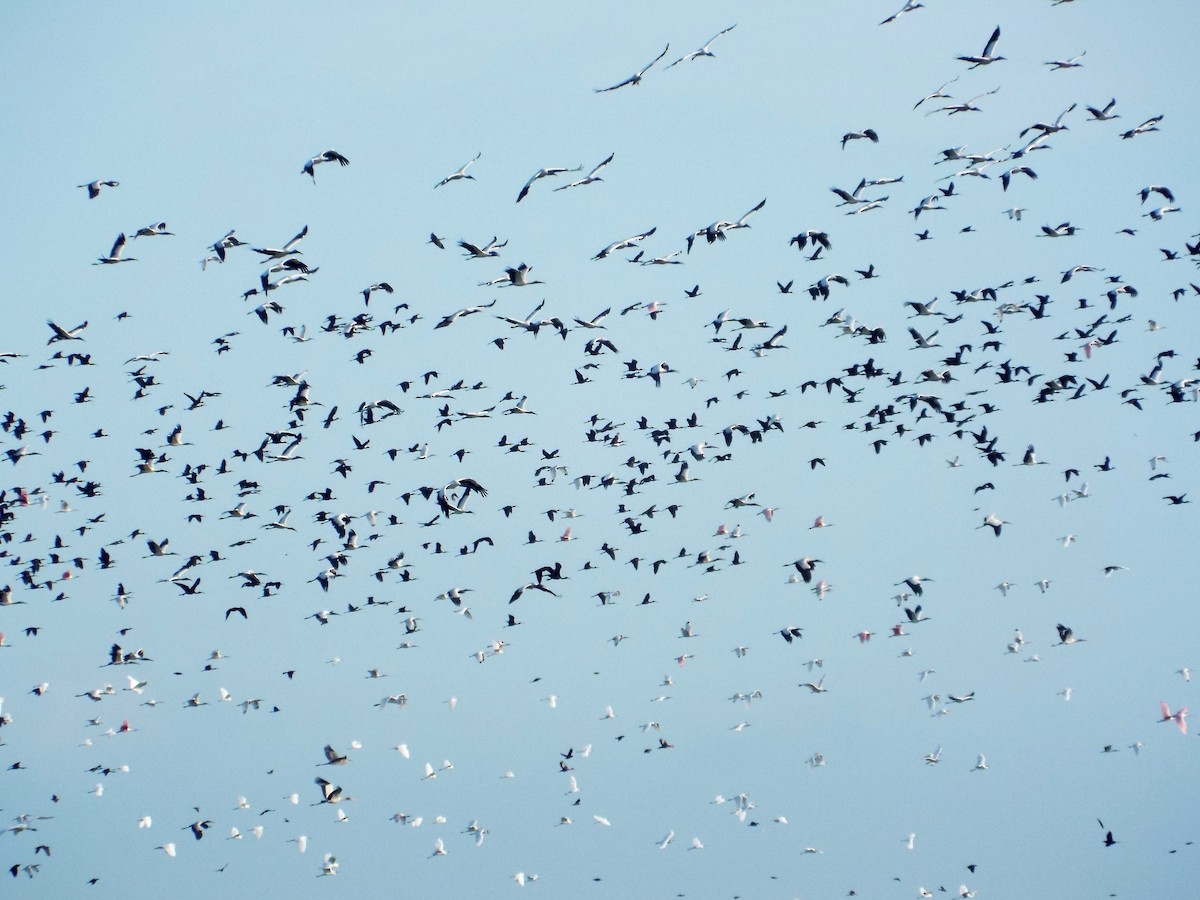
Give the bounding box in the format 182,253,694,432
554,153,615,190
595,45,669,92
435,153,481,189
666,25,736,68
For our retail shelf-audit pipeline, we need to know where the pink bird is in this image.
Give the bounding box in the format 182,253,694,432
559,527,574,541
761,507,777,522
854,630,874,643
810,515,832,529
714,524,729,536
1160,701,1189,734
890,624,907,637
676,653,695,667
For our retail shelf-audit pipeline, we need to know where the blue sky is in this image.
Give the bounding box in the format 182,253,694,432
2,1,1198,896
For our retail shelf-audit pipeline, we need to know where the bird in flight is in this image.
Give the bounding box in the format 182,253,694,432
78,179,118,199
666,25,736,68
1159,701,1188,734
957,26,1005,68
1099,820,1117,847
302,150,349,181
841,129,879,149
95,233,135,265
434,152,481,188
516,166,582,203
1055,623,1085,645
880,1,924,26
595,44,669,92
554,153,615,191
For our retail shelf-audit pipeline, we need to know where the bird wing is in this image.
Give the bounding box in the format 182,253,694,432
637,43,669,77
282,225,308,252
982,26,1001,57
588,152,615,179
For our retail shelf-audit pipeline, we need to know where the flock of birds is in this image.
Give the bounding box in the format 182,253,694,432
3,3,1199,897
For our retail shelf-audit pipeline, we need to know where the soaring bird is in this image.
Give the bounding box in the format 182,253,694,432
554,153,615,190
1120,115,1163,139
593,227,656,260
666,25,736,68
880,1,924,26
434,152,481,188
1045,51,1086,70
516,165,581,203
595,44,669,92
252,225,308,260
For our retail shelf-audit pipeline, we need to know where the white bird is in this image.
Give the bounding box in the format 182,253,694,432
1046,51,1086,70
554,152,614,190
973,754,988,771
318,852,339,876
881,1,924,25
640,250,684,266
979,513,1007,536
958,26,1005,68
95,233,135,265
1121,115,1163,139
594,227,656,260
79,178,119,198
841,128,879,149
666,24,736,68
302,150,349,181
133,222,173,238
251,225,308,260
595,45,668,92
516,165,581,203
434,152,481,188
799,675,828,693
1055,623,1085,645
913,75,959,110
